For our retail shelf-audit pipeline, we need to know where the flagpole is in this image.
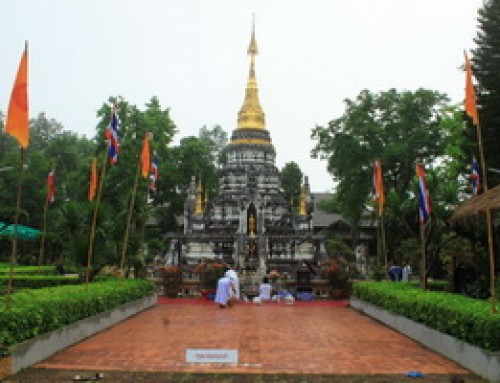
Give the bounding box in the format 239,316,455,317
120,160,141,273
86,152,108,286
5,148,26,309
465,51,496,313
38,185,49,273
475,119,496,313
38,163,54,274
380,212,387,270
420,219,428,290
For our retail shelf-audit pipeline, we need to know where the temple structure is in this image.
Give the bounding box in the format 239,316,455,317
171,23,326,286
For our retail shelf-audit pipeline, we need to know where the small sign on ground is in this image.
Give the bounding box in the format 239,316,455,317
186,349,238,364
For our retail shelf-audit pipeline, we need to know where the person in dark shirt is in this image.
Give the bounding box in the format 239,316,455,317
388,260,402,282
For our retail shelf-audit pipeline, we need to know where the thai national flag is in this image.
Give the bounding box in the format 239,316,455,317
150,153,159,192
46,169,55,203
416,163,431,224
471,157,480,196
104,106,119,164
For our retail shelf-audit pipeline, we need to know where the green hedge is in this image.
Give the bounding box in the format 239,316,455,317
0,278,155,347
0,265,57,275
409,280,449,292
353,281,500,352
0,275,80,290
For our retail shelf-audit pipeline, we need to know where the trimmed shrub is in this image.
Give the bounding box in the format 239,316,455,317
0,275,80,290
0,278,154,347
0,265,57,276
353,281,500,352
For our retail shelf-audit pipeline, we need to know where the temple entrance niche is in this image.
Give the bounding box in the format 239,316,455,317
245,204,258,269
247,204,257,237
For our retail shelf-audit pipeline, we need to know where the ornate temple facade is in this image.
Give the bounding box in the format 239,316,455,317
173,25,325,277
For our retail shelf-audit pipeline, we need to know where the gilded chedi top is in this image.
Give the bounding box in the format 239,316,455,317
236,22,266,132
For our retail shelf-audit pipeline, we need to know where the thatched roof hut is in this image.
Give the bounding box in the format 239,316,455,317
451,185,500,223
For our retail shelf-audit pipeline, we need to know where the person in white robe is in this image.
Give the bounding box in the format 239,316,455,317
225,269,240,300
214,275,233,308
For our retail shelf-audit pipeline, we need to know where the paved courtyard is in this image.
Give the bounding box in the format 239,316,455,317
34,299,470,376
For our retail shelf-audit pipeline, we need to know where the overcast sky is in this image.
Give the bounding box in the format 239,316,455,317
1,0,483,191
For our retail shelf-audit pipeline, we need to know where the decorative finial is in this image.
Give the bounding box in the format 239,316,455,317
195,177,203,215
299,184,307,216
237,16,266,130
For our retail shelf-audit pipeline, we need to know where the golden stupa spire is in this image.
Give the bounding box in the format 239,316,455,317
237,16,266,130
194,178,203,215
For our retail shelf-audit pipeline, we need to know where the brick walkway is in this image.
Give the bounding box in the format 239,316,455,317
36,300,469,375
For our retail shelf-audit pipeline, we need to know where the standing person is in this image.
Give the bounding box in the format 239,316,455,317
402,263,412,282
214,274,234,308
225,268,240,300
259,276,272,301
388,260,402,282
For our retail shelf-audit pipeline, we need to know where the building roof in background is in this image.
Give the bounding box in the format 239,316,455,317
311,193,378,230
311,193,343,229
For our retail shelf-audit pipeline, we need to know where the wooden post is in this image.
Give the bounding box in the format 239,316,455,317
420,220,428,290
5,149,25,309
120,161,141,272
474,117,496,313
38,190,49,273
86,153,108,285
380,213,387,270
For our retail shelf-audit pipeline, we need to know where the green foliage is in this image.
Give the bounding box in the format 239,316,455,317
409,280,449,292
159,265,182,289
472,0,500,186
353,281,500,351
172,136,218,196
324,234,354,261
0,275,80,290
198,124,228,167
279,162,303,212
319,257,351,288
311,89,468,277
0,278,154,347
0,264,56,275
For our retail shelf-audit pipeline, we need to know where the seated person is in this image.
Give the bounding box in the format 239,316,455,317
258,277,272,301
225,268,240,300
214,274,235,308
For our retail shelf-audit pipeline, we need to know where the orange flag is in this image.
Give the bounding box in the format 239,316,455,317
88,158,97,201
464,51,479,126
5,44,29,148
373,159,385,215
140,132,151,178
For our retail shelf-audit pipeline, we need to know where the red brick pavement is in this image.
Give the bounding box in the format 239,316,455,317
36,300,470,375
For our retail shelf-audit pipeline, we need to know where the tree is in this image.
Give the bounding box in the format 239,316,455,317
173,136,217,190
92,96,178,270
198,125,228,167
29,112,64,152
279,162,303,211
311,89,465,264
472,0,500,187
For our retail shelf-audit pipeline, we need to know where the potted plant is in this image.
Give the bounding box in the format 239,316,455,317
320,257,350,298
194,258,228,299
159,265,182,298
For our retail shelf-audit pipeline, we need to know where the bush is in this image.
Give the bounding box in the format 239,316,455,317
319,258,349,288
194,258,227,290
0,278,154,347
353,281,500,352
159,266,182,289
0,265,57,275
0,275,80,291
